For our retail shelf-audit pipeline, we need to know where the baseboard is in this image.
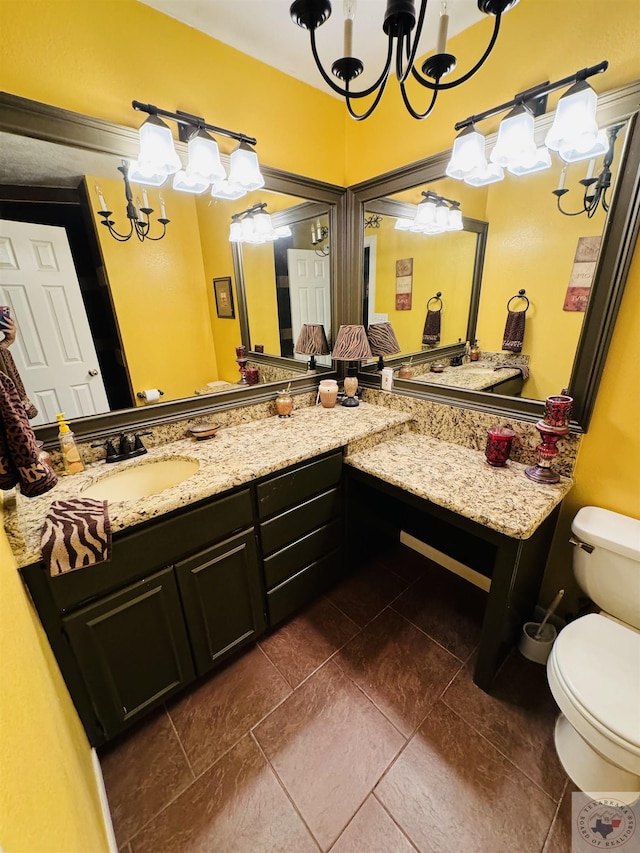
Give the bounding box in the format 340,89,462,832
400,531,491,592
91,748,118,853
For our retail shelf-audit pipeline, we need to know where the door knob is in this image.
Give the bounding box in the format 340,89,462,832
88,368,99,377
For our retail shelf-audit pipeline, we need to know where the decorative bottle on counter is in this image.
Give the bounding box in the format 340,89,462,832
275,389,294,418
56,413,84,474
470,340,480,361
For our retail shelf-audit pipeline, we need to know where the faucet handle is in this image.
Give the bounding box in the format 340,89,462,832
118,432,134,457
133,430,152,453
91,437,121,463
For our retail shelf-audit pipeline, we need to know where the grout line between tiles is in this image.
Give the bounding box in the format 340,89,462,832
388,602,471,663
541,777,570,853
163,705,197,782
440,700,561,805
250,730,323,853
372,791,422,852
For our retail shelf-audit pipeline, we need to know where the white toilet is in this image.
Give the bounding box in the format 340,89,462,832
547,506,640,799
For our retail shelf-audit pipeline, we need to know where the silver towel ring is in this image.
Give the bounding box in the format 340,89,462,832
507,289,530,312
427,291,443,311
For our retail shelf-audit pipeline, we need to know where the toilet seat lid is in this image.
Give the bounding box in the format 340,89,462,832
553,613,640,750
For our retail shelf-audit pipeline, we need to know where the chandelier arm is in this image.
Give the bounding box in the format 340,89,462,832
412,13,502,91
140,223,169,241
555,196,589,217
345,75,391,120
399,0,429,84
101,219,135,241
399,78,439,121
309,26,394,99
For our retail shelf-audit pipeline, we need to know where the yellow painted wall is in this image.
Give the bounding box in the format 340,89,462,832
0,0,345,185
371,215,477,351
476,161,607,400
87,178,218,401
0,511,109,853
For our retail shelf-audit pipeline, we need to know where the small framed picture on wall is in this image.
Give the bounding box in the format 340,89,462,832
213,277,235,319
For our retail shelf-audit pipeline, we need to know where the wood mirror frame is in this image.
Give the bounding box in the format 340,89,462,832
345,82,640,432
0,92,347,443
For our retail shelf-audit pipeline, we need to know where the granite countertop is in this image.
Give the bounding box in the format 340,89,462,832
345,432,572,540
4,402,411,568
412,363,521,391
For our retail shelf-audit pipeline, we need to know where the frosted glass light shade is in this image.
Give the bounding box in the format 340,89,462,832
253,211,274,238
229,143,265,191
137,115,182,175
187,131,226,183
211,179,247,200
229,221,243,242
447,207,463,230
395,218,412,230
446,126,486,180
435,202,449,229
558,128,609,163
414,200,436,228
507,146,552,176
464,160,504,187
545,80,599,153
490,106,537,167
127,159,169,186
275,225,292,238
172,169,210,194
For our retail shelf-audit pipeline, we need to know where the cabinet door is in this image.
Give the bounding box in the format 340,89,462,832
176,531,266,676
62,567,195,739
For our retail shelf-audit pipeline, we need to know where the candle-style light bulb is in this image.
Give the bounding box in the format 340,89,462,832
136,197,145,222
159,194,167,220
557,167,567,191
585,159,596,181
436,0,449,54
343,0,356,56
142,188,149,210
311,223,317,243
95,184,108,212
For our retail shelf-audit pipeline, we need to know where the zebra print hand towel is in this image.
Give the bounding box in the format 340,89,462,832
41,498,112,576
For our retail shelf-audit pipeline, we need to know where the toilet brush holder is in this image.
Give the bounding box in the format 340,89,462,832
518,621,557,664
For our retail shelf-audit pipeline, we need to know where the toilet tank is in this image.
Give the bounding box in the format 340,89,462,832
571,506,640,630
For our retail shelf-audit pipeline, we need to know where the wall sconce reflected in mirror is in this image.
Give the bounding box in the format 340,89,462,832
311,218,329,256
229,203,292,244
95,161,170,243
395,191,463,235
553,123,623,217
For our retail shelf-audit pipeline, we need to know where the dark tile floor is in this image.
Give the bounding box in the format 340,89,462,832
100,543,572,853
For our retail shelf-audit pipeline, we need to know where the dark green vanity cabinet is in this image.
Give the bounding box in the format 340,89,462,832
257,451,344,625
19,450,345,745
20,487,265,745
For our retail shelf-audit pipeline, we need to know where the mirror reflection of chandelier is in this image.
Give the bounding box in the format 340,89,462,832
311,218,330,256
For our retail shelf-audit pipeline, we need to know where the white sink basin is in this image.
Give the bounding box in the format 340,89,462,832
82,458,200,502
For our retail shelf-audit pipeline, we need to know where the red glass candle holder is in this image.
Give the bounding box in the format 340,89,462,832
525,420,569,484
253,344,264,353
543,394,573,429
485,425,516,467
245,368,259,386
235,345,247,359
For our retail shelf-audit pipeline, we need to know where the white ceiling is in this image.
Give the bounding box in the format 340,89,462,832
136,0,484,95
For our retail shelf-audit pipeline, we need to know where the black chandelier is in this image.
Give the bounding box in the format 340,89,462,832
553,124,623,218
290,0,520,121
95,160,169,242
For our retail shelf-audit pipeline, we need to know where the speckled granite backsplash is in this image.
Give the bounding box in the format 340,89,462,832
362,388,580,478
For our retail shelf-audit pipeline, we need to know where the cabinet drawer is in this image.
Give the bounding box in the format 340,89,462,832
176,530,266,677
267,548,343,626
62,566,195,738
260,487,342,556
42,488,253,612
256,452,342,520
264,518,343,590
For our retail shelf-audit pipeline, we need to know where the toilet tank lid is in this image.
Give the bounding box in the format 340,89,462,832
572,506,640,561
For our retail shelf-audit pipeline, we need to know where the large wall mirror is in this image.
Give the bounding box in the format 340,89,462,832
352,82,640,431
0,93,345,438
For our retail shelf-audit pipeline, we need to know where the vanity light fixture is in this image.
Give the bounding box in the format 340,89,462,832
129,101,264,199
311,218,330,256
446,61,608,186
553,124,623,218
228,203,292,244
95,160,169,243
395,190,463,234
290,0,520,121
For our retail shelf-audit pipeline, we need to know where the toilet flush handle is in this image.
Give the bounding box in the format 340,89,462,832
569,536,595,554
